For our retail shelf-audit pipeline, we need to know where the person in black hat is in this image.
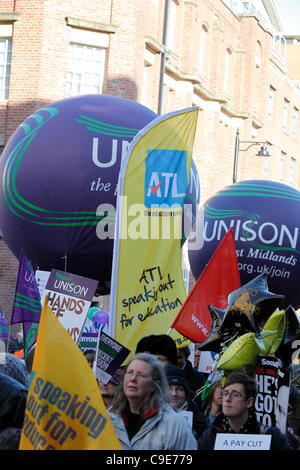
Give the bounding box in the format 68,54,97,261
135,334,178,367
165,365,208,439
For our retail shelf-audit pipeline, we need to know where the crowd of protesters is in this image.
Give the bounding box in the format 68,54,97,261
0,332,299,450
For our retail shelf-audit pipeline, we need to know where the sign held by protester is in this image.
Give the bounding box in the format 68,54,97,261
255,355,290,433
78,332,99,354
35,270,51,299
198,351,218,374
95,331,130,384
42,270,98,342
214,433,271,450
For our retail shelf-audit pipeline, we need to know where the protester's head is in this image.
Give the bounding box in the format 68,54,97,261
0,352,28,388
165,365,190,409
224,372,257,400
15,332,24,345
177,346,190,368
111,352,170,415
83,349,95,368
206,380,223,412
110,368,124,386
99,369,124,408
135,335,178,366
194,346,201,370
222,372,257,422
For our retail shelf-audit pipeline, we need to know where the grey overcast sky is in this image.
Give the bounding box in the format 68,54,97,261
273,0,300,34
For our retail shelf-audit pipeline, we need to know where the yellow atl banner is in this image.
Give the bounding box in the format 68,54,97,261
19,299,121,450
110,107,199,357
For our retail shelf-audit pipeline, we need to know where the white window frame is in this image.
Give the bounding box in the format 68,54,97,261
280,151,285,182
66,43,106,97
198,25,207,74
268,86,275,122
292,107,298,139
289,157,296,186
0,38,12,100
224,48,232,93
167,0,177,51
282,98,289,133
263,152,270,178
255,41,262,68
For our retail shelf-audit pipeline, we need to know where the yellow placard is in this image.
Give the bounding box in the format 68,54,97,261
19,299,121,450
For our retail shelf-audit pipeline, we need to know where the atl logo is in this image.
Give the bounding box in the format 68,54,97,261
144,149,187,208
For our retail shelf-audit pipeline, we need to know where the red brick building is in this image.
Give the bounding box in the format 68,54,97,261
0,0,299,324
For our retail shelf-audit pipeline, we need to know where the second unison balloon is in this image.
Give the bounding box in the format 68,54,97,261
189,180,300,309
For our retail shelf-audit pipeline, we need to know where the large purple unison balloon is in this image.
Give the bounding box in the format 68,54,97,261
0,95,200,294
189,180,300,309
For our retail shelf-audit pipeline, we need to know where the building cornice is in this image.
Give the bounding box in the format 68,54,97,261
144,36,164,54
183,0,198,7
0,12,21,22
65,16,118,34
221,103,249,119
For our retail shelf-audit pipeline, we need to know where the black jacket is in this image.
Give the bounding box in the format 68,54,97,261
183,398,208,440
0,372,27,432
183,360,207,395
198,410,294,451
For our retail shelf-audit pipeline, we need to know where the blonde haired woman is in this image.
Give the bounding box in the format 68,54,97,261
109,352,197,450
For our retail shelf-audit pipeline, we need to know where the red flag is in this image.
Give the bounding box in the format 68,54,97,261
171,228,241,343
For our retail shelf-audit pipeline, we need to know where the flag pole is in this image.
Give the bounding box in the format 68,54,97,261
6,325,12,352
170,227,235,330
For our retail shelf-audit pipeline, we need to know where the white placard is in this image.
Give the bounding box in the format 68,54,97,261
214,433,271,450
198,351,217,374
35,270,51,299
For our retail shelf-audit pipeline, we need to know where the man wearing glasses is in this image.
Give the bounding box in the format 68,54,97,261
198,371,293,450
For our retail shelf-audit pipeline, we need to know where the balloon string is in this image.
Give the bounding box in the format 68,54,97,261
192,332,240,403
62,254,67,272
193,384,207,402
219,331,239,355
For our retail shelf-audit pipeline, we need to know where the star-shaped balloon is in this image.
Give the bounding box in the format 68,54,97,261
196,305,225,352
198,273,285,354
218,273,284,334
197,274,300,376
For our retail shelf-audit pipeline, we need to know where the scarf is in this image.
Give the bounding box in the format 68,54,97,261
216,409,259,434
